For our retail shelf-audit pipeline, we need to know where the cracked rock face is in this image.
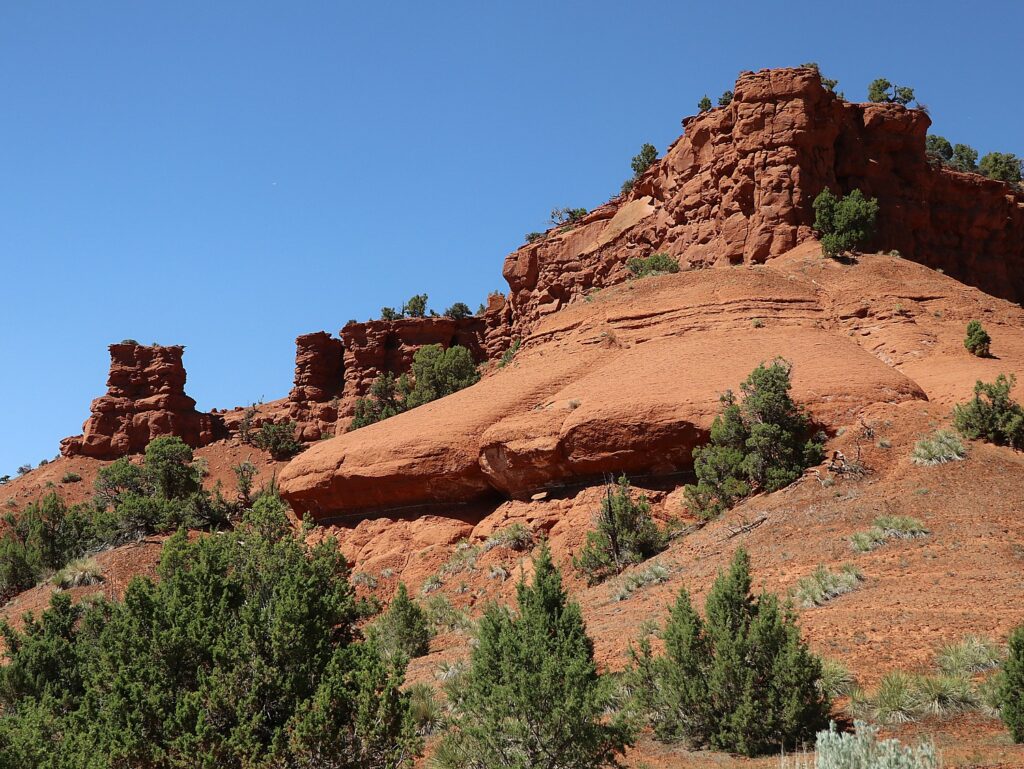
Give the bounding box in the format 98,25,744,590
61,343,223,459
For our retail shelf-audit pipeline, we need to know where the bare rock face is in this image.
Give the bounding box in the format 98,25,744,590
280,249,1024,521
61,343,222,459
288,332,345,441
502,67,1024,337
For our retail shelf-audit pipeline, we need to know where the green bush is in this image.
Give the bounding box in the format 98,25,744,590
369,583,431,660
868,78,915,105
525,231,544,243
964,319,992,357
717,90,733,106
1003,624,1024,742
407,682,444,736
404,344,480,409
685,358,823,518
60,472,82,484
804,721,939,769
951,143,979,172
697,94,712,112
403,294,429,318
0,496,421,768
444,302,472,320
52,557,103,589
498,339,521,368
350,371,409,430
435,543,631,769
911,429,967,465
630,142,657,179
953,374,1024,449
936,635,1003,678
612,563,669,602
482,522,534,552
253,420,302,460
794,564,864,608
626,252,679,278
979,152,1023,184
574,476,667,585
813,188,879,258
926,134,953,164
628,548,829,755
381,306,402,321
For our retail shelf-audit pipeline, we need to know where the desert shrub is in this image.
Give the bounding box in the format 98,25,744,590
423,593,471,633
524,231,544,243
819,658,857,700
498,338,521,368
550,207,588,226
369,583,431,660
936,636,1002,678
951,143,979,172
964,319,992,357
52,557,103,588
119,338,139,345
574,476,667,584
953,374,1024,449
403,293,428,318
350,371,409,430
979,152,1023,184
444,302,472,320
404,344,480,409
482,522,534,552
808,721,939,769
911,429,967,465
717,90,733,106
794,564,864,608
381,306,402,321
685,358,823,518
407,682,444,736
232,460,258,507
914,674,978,716
630,142,657,178
697,94,712,112
253,420,302,460
16,465,31,476
868,78,915,105
813,188,880,258
60,472,82,484
421,574,443,595
612,563,669,601
626,252,679,278
856,670,920,724
0,496,421,768
435,544,631,769
628,548,829,755
1002,624,1024,742
143,436,201,499
440,540,480,577
926,134,953,164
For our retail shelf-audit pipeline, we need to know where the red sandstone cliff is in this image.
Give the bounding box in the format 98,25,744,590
502,67,1024,337
60,343,223,459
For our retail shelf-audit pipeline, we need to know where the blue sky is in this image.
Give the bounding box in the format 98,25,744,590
2,1,1022,476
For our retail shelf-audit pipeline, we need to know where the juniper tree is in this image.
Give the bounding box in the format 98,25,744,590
953,374,1024,449
437,543,631,769
812,188,879,258
369,583,431,660
964,320,991,357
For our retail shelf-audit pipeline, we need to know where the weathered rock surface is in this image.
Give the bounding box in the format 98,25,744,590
502,67,1024,337
288,332,345,441
61,343,223,459
280,248,1024,520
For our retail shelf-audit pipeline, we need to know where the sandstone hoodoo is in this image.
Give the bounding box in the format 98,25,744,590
60,342,223,460
287,331,345,441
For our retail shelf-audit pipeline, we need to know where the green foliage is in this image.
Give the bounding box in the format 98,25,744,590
550,207,588,226
232,460,258,507
403,294,429,318
925,134,953,163
867,78,893,103
802,62,838,93
628,549,829,755
1003,624,1024,742
626,252,679,278
407,682,444,736
813,188,879,257
697,94,712,112
911,429,967,465
52,557,103,589
0,495,421,768
717,90,733,107
443,302,472,320
370,583,431,660
253,420,302,460
850,515,929,553
524,231,544,243
951,143,978,172
60,472,82,484
498,338,521,368
143,435,201,499
381,306,402,321
953,374,1024,449
793,564,863,608
404,344,480,410
808,721,939,769
482,522,534,553
685,359,823,518
936,635,1003,678
573,476,667,585
979,152,1023,184
612,563,669,602
818,658,857,700
436,544,631,769
350,372,410,430
964,319,992,357
630,142,658,178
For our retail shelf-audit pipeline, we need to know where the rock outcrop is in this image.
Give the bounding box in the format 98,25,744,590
280,247,1024,521
502,67,1024,336
288,332,345,441
61,343,223,459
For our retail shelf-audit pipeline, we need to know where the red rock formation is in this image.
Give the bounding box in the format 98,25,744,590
61,343,222,459
502,67,1024,337
288,332,345,441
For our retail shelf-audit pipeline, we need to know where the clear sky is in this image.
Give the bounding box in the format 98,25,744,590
2,0,1022,476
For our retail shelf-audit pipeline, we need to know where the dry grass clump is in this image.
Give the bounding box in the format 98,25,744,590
911,429,967,465
52,558,104,589
794,564,864,608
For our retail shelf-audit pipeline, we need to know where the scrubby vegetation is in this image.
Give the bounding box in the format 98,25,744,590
0,495,421,768
369,582,432,660
349,344,480,430
867,78,915,106
612,563,669,602
498,338,521,368
685,358,824,518
0,437,243,604
953,374,1024,449
794,564,864,608
850,515,929,552
574,476,667,584
443,301,472,319
1003,624,1024,742
717,90,733,106
550,207,588,226
626,252,679,278
812,188,880,258
628,549,829,755
697,94,712,113
781,721,939,769
979,152,1023,184
481,522,534,552
435,543,631,769
622,143,658,194
911,429,967,465
252,420,302,460
964,319,992,357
